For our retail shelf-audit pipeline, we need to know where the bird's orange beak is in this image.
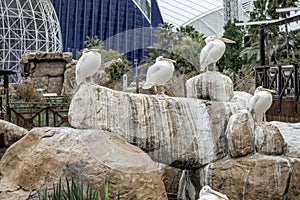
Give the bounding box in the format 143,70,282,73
220,37,236,44
260,87,277,94
163,58,176,63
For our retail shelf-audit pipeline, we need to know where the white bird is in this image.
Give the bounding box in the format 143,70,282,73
248,86,276,123
198,185,229,200
142,56,175,95
200,36,235,72
76,48,101,85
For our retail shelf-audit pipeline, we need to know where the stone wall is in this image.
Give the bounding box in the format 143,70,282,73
19,52,75,95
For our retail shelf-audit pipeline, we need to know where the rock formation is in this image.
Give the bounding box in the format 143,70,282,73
68,71,300,200
19,52,73,95
1,70,300,200
0,120,28,147
186,71,234,102
0,127,167,200
69,83,242,168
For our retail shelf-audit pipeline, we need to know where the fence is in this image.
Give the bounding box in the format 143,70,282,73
8,101,70,130
256,64,300,122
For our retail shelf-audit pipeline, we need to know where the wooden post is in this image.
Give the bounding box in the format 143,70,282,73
4,75,9,121
294,64,299,113
259,27,267,88
259,27,265,66
278,65,282,113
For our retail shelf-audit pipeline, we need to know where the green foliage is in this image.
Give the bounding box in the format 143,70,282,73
105,56,131,83
145,22,204,77
219,19,247,72
79,35,126,64
39,176,119,200
244,0,298,65
84,35,105,50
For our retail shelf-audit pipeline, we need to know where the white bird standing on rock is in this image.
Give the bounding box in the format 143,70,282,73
76,48,101,85
200,36,235,72
198,185,229,200
248,86,276,123
142,56,176,95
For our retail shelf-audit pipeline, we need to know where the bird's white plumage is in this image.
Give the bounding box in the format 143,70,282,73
200,36,235,72
142,56,175,94
76,49,101,85
198,185,229,200
248,86,276,122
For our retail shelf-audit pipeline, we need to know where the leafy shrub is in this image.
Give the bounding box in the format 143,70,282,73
105,57,131,83
39,176,119,200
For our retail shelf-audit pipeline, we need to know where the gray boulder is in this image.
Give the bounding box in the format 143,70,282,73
0,127,167,200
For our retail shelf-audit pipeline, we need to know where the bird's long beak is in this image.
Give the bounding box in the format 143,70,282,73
163,58,176,63
82,48,90,53
261,88,277,94
90,48,101,53
220,37,236,44
210,189,229,200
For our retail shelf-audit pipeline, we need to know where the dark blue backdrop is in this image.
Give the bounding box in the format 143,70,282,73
50,0,163,65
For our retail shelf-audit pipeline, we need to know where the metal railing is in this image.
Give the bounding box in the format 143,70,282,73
8,101,70,130
255,64,300,112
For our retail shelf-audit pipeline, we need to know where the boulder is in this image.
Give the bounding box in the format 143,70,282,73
255,123,286,155
157,163,182,198
226,109,255,158
186,71,234,102
48,76,64,94
68,84,242,168
288,158,300,199
0,127,167,200
197,155,291,200
270,121,300,158
0,120,28,147
231,91,253,109
61,62,76,95
19,52,74,95
177,170,201,200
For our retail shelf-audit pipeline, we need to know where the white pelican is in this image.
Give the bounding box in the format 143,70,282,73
200,36,235,72
142,56,175,94
76,48,101,85
248,86,276,123
198,185,229,200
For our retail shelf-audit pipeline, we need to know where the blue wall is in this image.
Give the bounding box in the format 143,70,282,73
50,0,163,65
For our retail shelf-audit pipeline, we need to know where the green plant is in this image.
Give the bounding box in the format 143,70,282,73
39,176,119,200
144,23,204,77
105,56,131,83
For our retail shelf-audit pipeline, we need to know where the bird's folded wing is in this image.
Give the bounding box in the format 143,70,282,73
147,64,161,79
248,95,259,112
200,42,215,65
76,54,88,73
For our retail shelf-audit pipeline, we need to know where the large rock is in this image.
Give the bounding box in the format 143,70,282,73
0,127,167,200
226,109,255,158
231,91,253,109
255,123,286,155
157,163,182,198
177,170,201,200
270,121,300,158
19,52,73,95
288,158,300,199
198,155,291,200
69,84,242,168
186,71,234,102
0,120,28,147
61,62,76,95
